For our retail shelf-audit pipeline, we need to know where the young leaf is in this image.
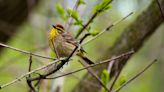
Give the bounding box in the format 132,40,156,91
56,3,65,16
101,69,110,85
100,69,110,92
114,75,127,89
78,0,86,5
67,8,83,26
90,30,99,36
94,0,112,13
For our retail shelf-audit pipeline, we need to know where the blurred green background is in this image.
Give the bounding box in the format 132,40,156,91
0,0,163,92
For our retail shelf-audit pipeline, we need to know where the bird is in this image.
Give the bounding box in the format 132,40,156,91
48,24,94,65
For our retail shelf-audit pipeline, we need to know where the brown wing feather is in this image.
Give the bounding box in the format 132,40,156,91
62,31,78,46
61,31,86,53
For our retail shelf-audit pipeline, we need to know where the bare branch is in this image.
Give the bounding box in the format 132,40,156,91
0,58,64,89
109,66,122,92
113,59,157,92
78,60,110,92
81,12,133,46
75,0,113,38
66,0,80,31
0,43,55,60
26,54,36,92
156,0,164,19
43,50,134,80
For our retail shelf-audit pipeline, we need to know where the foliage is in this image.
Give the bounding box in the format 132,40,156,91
94,0,112,13
114,75,127,90
100,69,110,92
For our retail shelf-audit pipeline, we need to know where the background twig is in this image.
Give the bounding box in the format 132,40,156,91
113,59,157,92
75,0,113,38
0,43,55,60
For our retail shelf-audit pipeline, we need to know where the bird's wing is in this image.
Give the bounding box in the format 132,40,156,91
62,31,78,46
61,31,86,53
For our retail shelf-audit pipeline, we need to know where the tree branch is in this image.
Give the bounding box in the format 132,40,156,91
113,59,157,92
73,0,164,91
0,43,55,60
75,0,113,38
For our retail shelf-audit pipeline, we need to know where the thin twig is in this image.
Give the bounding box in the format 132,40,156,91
81,12,133,46
0,58,64,89
1,50,131,90
113,59,157,92
156,0,164,20
0,45,48,72
109,66,122,92
28,54,33,74
42,50,134,80
26,54,36,92
109,55,131,92
0,43,55,60
66,0,80,31
79,60,110,92
75,0,113,38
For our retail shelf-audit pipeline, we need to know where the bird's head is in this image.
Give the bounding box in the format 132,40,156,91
52,24,65,34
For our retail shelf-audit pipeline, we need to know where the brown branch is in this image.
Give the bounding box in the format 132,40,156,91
81,12,133,46
75,0,113,38
26,54,36,92
73,0,164,91
156,0,164,19
0,43,55,60
109,66,122,92
113,59,157,92
0,45,48,72
0,58,64,89
78,60,110,92
41,50,134,80
66,0,80,31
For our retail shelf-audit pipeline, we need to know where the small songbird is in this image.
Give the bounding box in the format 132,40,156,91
48,24,94,64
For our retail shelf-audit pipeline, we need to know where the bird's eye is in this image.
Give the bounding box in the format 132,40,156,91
58,29,63,33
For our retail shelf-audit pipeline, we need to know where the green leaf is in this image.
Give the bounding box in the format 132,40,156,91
66,8,78,20
78,0,86,5
74,20,83,25
90,30,99,36
66,8,72,15
72,11,79,21
56,3,65,16
101,69,110,85
94,0,112,13
67,8,83,26
114,75,127,89
100,69,110,92
89,28,99,36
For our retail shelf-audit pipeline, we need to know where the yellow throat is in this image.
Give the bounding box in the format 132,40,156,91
49,28,58,41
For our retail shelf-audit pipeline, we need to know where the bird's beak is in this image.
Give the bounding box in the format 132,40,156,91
52,25,56,28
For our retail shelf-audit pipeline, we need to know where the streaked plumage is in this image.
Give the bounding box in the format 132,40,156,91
48,24,94,64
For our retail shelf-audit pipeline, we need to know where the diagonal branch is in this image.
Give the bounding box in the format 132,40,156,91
113,59,157,92
156,0,164,19
66,0,80,31
78,60,110,92
75,0,113,38
73,0,164,91
0,43,55,60
81,12,133,46
43,50,134,80
0,58,64,89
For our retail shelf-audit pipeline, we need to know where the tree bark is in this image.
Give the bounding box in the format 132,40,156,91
72,0,164,92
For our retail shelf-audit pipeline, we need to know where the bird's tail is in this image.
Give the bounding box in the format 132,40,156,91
77,53,94,65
